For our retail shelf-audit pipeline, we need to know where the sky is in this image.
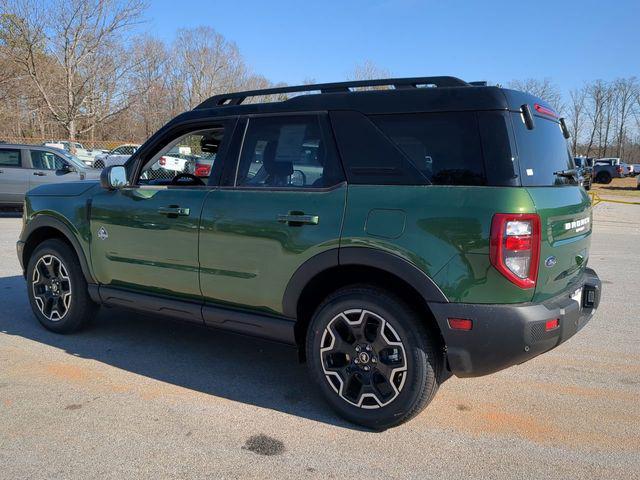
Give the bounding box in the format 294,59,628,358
143,0,639,95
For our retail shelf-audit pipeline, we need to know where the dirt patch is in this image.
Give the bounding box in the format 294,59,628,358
243,434,285,456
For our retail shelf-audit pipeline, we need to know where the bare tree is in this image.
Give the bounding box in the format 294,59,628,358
507,78,563,112
567,86,587,154
1,0,147,139
613,77,638,157
169,26,249,110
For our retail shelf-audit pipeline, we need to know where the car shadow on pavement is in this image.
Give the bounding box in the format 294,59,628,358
0,274,366,430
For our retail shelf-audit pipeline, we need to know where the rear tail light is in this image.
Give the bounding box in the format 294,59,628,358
616,165,623,174
195,163,211,177
490,213,541,289
159,156,166,166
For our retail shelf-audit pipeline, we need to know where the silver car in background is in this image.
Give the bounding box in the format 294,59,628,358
92,144,140,169
0,144,100,208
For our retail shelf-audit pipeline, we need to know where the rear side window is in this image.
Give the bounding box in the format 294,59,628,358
0,149,21,167
236,115,344,188
330,111,427,185
510,112,575,186
372,112,486,186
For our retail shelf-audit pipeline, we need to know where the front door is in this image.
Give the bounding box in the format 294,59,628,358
199,113,347,316
90,124,231,301
27,148,83,189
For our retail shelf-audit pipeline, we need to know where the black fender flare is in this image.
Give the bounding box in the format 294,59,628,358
20,214,96,284
282,246,448,318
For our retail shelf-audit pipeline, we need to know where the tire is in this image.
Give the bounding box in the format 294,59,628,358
595,172,611,184
26,239,98,333
306,285,441,430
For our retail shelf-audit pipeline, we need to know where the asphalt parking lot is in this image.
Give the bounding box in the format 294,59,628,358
0,203,639,480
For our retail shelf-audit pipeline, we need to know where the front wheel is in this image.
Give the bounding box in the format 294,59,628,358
26,239,98,333
306,286,441,430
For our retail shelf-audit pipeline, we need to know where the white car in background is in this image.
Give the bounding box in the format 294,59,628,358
94,144,140,169
44,140,103,167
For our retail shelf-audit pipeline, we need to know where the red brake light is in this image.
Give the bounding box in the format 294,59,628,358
195,163,211,177
159,156,166,166
490,213,541,289
534,103,558,118
616,165,623,173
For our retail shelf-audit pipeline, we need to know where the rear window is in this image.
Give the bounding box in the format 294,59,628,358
510,112,576,186
372,112,486,186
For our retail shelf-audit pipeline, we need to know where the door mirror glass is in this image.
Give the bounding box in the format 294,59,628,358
101,165,127,190
58,162,73,174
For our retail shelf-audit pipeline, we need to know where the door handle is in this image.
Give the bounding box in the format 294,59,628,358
33,171,46,176
277,213,319,226
158,206,190,217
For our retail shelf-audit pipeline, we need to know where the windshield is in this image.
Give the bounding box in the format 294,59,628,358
511,112,576,186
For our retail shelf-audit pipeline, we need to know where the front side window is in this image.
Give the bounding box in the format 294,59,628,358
0,149,21,167
139,128,224,185
372,112,486,186
235,115,343,188
31,150,65,170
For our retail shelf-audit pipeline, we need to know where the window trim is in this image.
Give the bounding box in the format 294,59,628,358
230,111,345,191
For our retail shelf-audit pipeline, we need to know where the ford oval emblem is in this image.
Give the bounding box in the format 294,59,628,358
545,256,557,268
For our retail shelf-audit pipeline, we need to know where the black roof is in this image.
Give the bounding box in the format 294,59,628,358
185,76,547,121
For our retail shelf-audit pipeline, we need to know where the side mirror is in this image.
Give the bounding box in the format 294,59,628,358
58,163,74,174
100,165,128,190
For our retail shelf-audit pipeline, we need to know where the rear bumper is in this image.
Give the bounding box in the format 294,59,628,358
429,267,601,377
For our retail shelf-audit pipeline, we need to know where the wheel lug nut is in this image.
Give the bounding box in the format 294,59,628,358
371,357,377,363
363,365,370,371
365,345,371,351
354,359,360,364
355,346,361,352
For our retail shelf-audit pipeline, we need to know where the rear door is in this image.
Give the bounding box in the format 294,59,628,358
510,111,592,302
0,147,29,205
198,113,347,316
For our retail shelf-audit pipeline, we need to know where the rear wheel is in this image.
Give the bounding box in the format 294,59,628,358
595,172,611,184
306,285,441,430
26,239,97,333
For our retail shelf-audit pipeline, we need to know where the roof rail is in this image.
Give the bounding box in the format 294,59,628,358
194,76,470,110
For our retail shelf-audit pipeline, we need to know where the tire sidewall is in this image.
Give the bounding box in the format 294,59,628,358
306,287,436,429
26,239,90,333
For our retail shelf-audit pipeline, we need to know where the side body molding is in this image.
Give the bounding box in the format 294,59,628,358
282,246,448,318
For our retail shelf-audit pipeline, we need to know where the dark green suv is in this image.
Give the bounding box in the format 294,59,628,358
17,77,601,429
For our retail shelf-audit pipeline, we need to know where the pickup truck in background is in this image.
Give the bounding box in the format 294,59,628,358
593,158,626,184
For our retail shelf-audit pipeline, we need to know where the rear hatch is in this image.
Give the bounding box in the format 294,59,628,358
509,109,592,302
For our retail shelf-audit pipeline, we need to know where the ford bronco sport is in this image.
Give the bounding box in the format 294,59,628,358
17,76,601,429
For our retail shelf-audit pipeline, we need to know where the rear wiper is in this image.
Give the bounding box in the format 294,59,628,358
553,168,577,178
